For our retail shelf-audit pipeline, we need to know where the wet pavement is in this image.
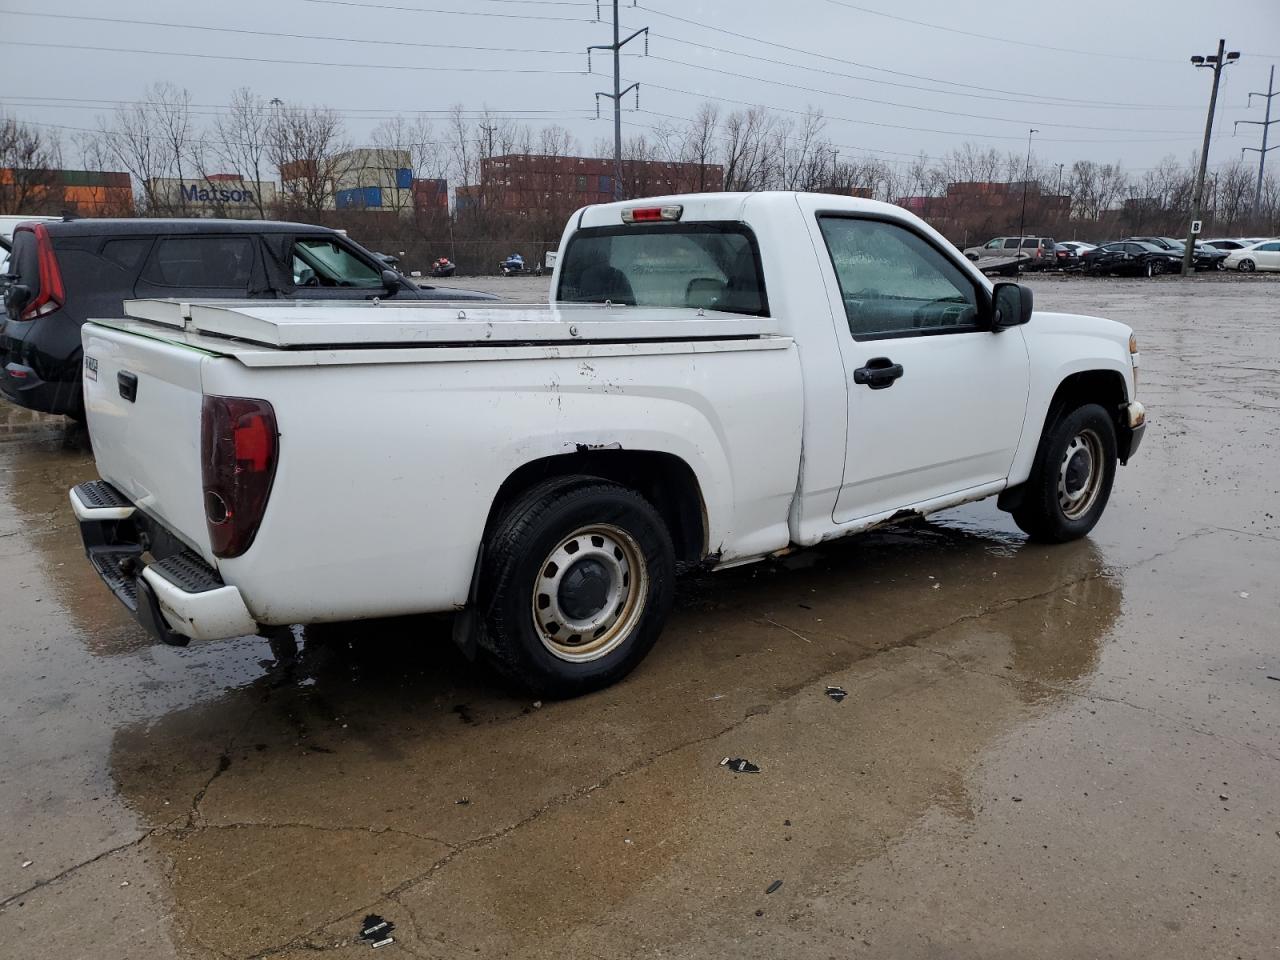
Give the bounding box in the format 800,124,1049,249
2,276,1278,959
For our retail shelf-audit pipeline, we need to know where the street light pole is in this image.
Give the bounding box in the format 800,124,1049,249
1183,39,1240,277
1017,128,1038,249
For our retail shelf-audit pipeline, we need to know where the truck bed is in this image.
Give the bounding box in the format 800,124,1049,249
117,298,775,349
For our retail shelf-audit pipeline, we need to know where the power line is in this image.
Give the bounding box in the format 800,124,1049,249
3,96,592,119
3,10,581,57
641,81,1201,145
628,6,1196,109
300,0,596,21
641,54,1197,134
641,32,1202,112
0,39,587,74
822,0,1183,65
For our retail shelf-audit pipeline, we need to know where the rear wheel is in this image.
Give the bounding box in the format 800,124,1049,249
1011,404,1118,543
1238,258,1256,273
478,477,675,697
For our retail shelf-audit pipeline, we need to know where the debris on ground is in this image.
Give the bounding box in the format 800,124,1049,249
21,860,32,868
766,880,783,894
755,909,764,917
1239,592,1250,599
359,915,395,948
1266,676,1280,682
455,797,470,805
720,756,761,774
1219,794,1229,801
704,694,725,702
825,685,848,702
1012,796,1023,802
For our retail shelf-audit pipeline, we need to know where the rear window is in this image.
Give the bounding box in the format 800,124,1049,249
143,236,255,288
556,222,768,316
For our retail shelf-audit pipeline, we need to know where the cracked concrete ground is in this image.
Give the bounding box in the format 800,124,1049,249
1,276,1277,959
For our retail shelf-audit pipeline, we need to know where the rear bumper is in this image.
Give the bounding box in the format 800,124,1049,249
70,481,258,644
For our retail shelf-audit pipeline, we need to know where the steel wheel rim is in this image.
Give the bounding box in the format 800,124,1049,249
1057,428,1105,521
531,523,648,662
1240,259,1255,272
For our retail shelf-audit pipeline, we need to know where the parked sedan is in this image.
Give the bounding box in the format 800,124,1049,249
1224,239,1280,272
1124,237,1226,271
1081,241,1181,277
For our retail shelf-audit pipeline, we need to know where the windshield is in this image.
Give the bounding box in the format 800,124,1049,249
556,222,768,316
291,237,384,289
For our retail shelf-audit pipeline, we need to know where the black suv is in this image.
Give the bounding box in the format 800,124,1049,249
1,218,492,418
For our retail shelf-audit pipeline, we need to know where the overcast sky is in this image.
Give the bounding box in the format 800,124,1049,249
4,0,1279,177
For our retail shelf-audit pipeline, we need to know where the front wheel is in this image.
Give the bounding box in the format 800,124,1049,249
478,477,675,697
1238,258,1256,273
1010,403,1118,543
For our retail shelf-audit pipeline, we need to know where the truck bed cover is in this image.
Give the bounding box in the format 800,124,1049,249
118,298,775,349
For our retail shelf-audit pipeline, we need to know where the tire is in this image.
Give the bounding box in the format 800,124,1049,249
1238,259,1256,273
1151,259,1166,276
1010,403,1118,543
477,477,676,697
1143,260,1154,278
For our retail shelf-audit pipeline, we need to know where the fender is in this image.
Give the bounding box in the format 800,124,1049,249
1008,311,1136,487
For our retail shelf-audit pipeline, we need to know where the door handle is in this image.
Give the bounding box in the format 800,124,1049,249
853,357,904,390
117,370,138,403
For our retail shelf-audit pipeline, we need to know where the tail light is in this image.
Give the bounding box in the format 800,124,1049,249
17,223,65,321
201,396,279,558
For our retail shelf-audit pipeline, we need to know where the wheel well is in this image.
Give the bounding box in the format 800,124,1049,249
1000,369,1130,513
1043,370,1128,434
485,451,707,566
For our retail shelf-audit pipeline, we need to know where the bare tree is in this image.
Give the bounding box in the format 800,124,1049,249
211,88,273,218
0,115,62,214
269,103,351,215
721,108,774,192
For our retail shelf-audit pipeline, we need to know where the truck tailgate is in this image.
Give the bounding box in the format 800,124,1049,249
82,323,213,562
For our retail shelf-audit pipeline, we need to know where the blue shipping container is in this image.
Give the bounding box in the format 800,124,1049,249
395,167,412,190
364,186,382,208
335,188,360,209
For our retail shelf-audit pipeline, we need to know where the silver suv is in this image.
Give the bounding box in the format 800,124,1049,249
963,236,1057,272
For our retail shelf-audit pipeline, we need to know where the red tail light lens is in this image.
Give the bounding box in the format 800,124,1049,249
18,223,65,321
201,396,279,558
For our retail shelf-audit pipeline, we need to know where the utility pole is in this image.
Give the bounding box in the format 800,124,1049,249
1183,40,1240,276
1056,162,1065,196
588,1,647,201
1235,65,1279,214
1017,128,1037,246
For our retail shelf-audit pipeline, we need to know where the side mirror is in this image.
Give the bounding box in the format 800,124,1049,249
380,269,402,295
991,281,1033,330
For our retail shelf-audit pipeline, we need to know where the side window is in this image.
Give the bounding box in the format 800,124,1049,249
818,217,981,340
101,238,150,271
1260,242,1280,252
142,237,254,287
291,237,383,288
1002,238,1020,250
985,239,1001,249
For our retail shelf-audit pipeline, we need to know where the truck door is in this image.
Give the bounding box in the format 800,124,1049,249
811,213,1030,525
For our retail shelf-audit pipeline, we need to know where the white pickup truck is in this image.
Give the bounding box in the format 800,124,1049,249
71,192,1145,696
